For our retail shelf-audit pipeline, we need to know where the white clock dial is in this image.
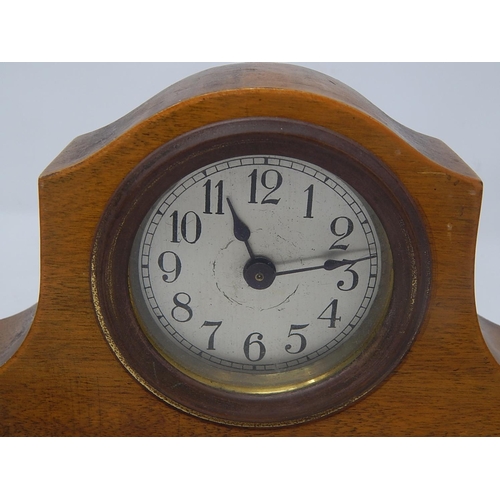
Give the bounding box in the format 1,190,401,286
129,155,392,391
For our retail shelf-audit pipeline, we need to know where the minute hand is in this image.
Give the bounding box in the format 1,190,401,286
275,255,374,277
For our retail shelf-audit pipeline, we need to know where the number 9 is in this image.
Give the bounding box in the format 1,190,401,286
158,251,182,283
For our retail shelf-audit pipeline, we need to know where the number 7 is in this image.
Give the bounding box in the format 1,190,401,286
201,321,222,351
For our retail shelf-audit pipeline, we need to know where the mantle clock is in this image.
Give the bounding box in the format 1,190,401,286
1,63,499,436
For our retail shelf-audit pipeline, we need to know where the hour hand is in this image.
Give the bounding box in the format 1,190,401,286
226,197,254,258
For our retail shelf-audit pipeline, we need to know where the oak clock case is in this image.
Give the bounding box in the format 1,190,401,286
92,118,430,426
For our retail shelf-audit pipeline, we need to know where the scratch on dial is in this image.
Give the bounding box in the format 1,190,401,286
216,281,243,306
264,285,300,311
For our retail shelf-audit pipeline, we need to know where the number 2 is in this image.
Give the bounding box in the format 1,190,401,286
329,217,354,250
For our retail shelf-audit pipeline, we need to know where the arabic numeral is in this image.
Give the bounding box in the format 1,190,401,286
203,179,224,215
170,210,202,244
318,299,341,328
171,292,193,323
285,324,309,354
157,251,182,283
337,267,359,291
304,184,314,218
248,169,282,205
201,320,222,351
243,332,266,361
329,216,354,250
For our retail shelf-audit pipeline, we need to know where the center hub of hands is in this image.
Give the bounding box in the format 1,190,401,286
243,257,276,290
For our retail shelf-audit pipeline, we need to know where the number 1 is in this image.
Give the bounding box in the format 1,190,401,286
304,184,314,218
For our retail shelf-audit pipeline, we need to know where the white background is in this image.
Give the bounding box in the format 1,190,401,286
1,3,499,497
1,63,499,323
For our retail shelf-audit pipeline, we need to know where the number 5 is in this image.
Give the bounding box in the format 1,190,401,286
285,324,309,354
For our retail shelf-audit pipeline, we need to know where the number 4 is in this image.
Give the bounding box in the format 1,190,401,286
318,299,341,328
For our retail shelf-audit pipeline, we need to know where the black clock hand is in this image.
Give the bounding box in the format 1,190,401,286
275,255,374,277
226,197,255,258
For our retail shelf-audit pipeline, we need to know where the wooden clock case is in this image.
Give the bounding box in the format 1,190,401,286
1,63,499,436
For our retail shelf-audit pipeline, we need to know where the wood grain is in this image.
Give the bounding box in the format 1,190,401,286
1,63,498,436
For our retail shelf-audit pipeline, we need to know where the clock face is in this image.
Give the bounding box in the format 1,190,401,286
129,154,392,392
92,118,430,425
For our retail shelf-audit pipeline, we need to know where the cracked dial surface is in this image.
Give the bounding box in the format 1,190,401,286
129,154,392,391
